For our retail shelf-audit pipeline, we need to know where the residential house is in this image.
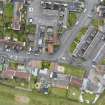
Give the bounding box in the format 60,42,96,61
82,65,105,94
97,5,105,18
12,0,25,30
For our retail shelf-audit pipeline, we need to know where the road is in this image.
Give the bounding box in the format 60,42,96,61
0,0,99,63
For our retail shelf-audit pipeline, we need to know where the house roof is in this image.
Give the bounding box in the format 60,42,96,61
48,44,54,54
1,69,31,81
15,71,31,80
2,70,16,79
70,76,82,87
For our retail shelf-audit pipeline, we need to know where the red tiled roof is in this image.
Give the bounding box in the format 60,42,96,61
2,70,16,79
15,71,31,80
48,44,54,54
71,76,82,87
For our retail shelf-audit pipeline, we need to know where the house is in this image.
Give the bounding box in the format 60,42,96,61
97,5,105,17
1,69,16,79
70,76,82,87
82,65,105,94
1,69,31,81
28,60,41,68
48,44,54,54
15,71,31,81
12,0,25,30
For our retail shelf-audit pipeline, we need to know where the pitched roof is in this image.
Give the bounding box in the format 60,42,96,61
15,71,31,80
2,70,16,79
70,76,82,87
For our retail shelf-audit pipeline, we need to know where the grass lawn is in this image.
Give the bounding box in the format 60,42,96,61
41,61,51,69
92,19,104,28
4,3,13,18
82,92,96,104
68,12,77,27
69,27,87,53
63,64,85,79
51,87,67,97
100,59,105,65
0,84,105,105
69,41,77,53
26,24,36,34
68,86,80,101
0,16,3,27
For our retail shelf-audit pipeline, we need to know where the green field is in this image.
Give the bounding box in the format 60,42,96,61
68,12,77,27
92,19,104,28
63,64,85,79
0,84,105,105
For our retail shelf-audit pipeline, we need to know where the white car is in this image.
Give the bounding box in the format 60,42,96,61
83,9,87,13
75,21,79,25
28,18,33,23
87,14,92,18
6,49,10,52
34,53,39,56
61,56,66,60
28,7,33,12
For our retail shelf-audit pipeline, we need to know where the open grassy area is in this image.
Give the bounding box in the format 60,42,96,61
4,3,13,18
0,84,105,105
82,92,96,104
100,59,105,65
92,19,104,28
69,27,87,53
68,12,77,27
51,87,67,97
41,61,51,69
68,86,80,101
63,64,85,79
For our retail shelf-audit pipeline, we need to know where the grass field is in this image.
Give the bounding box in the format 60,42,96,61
0,84,105,105
68,12,77,27
63,64,85,79
92,19,104,28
